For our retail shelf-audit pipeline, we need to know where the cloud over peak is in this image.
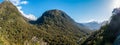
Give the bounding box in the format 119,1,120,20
20,1,28,4
9,0,37,20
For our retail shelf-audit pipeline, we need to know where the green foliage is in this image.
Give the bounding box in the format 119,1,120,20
0,1,87,45
34,9,87,45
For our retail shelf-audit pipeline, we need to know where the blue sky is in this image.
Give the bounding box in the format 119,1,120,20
0,0,119,23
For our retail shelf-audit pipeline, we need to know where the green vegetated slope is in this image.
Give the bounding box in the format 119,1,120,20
81,8,120,45
0,1,89,45
0,1,49,45
33,9,88,45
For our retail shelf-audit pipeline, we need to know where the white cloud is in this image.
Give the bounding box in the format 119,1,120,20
20,1,28,4
17,6,37,20
83,19,98,23
78,19,109,23
9,0,37,20
9,0,20,5
77,19,96,23
111,0,120,8
24,14,37,20
9,0,28,5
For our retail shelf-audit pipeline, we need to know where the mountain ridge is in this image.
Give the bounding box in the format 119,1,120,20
0,1,90,45
78,21,108,30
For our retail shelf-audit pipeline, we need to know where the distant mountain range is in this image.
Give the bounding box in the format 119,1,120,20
78,21,108,30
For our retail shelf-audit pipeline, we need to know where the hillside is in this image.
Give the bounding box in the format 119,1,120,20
0,1,51,45
0,1,89,45
31,9,89,45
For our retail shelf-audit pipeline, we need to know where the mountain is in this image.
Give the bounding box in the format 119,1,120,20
0,1,49,45
0,1,89,45
36,9,91,34
80,21,101,30
77,23,93,33
81,8,120,45
79,21,108,30
33,9,90,45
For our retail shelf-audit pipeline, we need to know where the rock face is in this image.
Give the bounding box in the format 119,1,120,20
106,8,120,42
111,8,120,45
108,15,120,35
112,8,120,15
